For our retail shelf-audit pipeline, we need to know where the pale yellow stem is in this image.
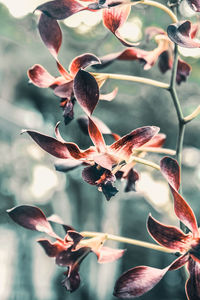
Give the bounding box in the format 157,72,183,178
184,105,200,123
134,147,176,156
130,156,161,170
81,231,174,254
91,72,169,89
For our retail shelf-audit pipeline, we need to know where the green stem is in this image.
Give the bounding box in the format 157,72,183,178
81,231,174,254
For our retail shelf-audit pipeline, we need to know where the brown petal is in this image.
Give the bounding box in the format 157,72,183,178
73,69,99,115
53,81,74,98
109,126,159,160
23,129,71,159
167,21,200,48
113,265,170,298
28,64,56,88
124,168,139,192
185,258,200,300
88,117,106,152
96,246,125,263
160,156,180,191
7,205,57,237
77,115,112,135
38,239,69,257
38,13,62,58
36,0,85,20
82,165,104,185
69,53,101,76
102,5,138,47
160,157,199,237
176,59,191,85
147,214,192,252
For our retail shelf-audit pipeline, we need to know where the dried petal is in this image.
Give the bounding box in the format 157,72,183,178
147,215,192,252
186,259,200,300
69,53,101,76
113,265,169,298
167,21,200,48
73,69,99,115
102,5,138,47
36,0,85,20
109,126,159,160
38,13,62,58
7,205,56,237
88,117,106,152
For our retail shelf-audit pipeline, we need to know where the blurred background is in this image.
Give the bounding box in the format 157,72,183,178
1,0,200,299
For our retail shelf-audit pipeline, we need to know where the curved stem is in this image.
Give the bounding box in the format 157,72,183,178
184,105,200,123
81,231,174,253
130,156,160,170
91,72,169,89
134,147,176,155
133,0,178,23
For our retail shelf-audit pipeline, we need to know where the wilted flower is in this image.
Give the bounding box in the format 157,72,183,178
7,205,125,292
114,157,200,300
22,117,160,200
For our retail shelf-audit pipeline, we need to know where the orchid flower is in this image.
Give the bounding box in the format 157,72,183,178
22,117,160,200
94,26,192,84
7,205,125,292
34,0,137,47
114,157,200,300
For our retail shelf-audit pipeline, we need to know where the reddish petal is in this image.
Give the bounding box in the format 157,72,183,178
62,268,81,292
88,117,106,152
167,21,200,48
93,153,119,170
28,64,56,88
82,165,104,185
109,126,159,160
186,259,200,300
124,168,139,192
55,159,82,172
7,205,56,237
56,246,91,267
36,0,85,20
176,59,191,85
77,115,112,135
23,129,71,159
169,253,190,270
158,51,172,74
56,61,72,81
69,53,101,76
65,231,83,249
95,246,125,263
102,5,138,47
53,81,74,98
186,0,200,12
38,239,69,257
144,133,166,148
160,156,180,191
73,69,99,115
160,157,199,237
147,214,192,252
38,13,62,58
99,87,118,101
113,265,169,298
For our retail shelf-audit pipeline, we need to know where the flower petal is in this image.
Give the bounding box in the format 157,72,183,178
160,156,180,191
147,214,192,252
28,64,57,88
7,205,57,237
99,87,118,101
73,69,99,115
69,53,101,76
23,129,71,159
124,168,139,192
66,231,84,249
113,265,169,298
167,21,200,48
36,0,85,20
185,258,200,300
143,133,166,148
102,5,138,47
109,126,159,160
38,13,62,58
176,59,191,85
186,0,200,12
82,165,105,185
53,81,74,98
160,157,199,237
38,239,70,257
96,246,125,263
56,246,91,267
62,268,81,292
77,115,112,135
88,117,106,152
